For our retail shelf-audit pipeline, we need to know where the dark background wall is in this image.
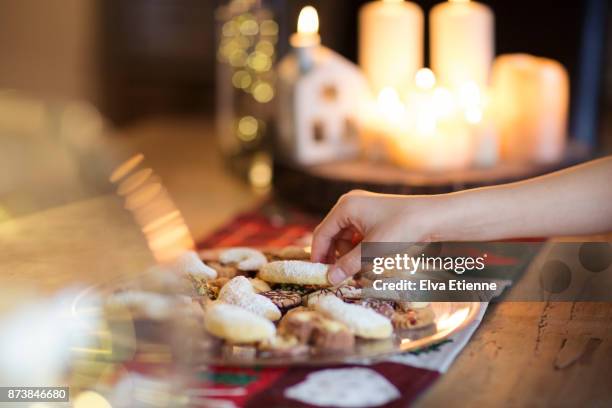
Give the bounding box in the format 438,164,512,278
0,0,609,150
96,0,609,149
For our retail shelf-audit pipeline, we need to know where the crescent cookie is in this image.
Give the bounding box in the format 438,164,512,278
219,247,268,271
168,251,217,280
314,295,393,339
259,261,330,286
205,303,275,343
266,246,311,261
218,276,281,321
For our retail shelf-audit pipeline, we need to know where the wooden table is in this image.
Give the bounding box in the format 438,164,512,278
1,193,610,407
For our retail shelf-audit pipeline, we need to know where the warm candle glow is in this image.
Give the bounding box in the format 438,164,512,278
415,68,436,90
458,81,481,108
449,0,470,3
458,82,483,124
465,107,483,124
297,6,319,34
377,87,405,121
432,87,455,118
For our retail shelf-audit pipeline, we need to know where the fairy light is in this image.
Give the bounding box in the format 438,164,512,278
237,116,259,141
252,81,274,103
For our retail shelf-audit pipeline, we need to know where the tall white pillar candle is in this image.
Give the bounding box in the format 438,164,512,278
359,0,424,94
491,54,569,164
430,0,494,90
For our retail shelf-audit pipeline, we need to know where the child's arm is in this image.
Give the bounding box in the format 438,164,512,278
311,156,612,284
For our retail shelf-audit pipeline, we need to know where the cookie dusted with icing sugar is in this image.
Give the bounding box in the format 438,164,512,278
219,247,268,271
314,295,393,339
259,261,330,286
205,303,275,343
218,276,281,321
168,250,217,280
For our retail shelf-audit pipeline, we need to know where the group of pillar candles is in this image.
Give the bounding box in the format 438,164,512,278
277,0,569,171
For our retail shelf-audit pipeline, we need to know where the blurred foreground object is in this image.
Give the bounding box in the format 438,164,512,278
110,154,195,263
0,288,100,386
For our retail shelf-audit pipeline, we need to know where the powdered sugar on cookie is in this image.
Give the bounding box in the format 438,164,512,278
218,276,281,321
314,295,392,339
219,247,267,271
167,250,217,280
259,261,330,286
205,303,275,343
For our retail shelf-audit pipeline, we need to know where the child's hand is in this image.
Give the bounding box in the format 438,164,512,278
311,190,440,285
310,157,612,285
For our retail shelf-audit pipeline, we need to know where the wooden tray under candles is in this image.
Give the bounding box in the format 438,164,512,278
273,144,590,213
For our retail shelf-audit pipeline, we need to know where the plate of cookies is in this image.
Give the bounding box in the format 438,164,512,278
90,246,481,367
189,246,482,366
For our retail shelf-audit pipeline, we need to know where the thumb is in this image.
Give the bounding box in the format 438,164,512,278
328,244,362,285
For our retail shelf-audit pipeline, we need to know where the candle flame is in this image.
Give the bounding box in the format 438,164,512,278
449,0,470,3
297,6,319,35
415,68,436,90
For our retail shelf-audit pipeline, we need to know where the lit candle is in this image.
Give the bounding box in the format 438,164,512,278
360,87,407,161
359,0,424,94
389,69,474,171
430,0,494,90
456,81,499,167
492,54,569,164
290,6,321,72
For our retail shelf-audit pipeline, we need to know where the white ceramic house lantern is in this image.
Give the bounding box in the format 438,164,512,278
277,6,369,166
